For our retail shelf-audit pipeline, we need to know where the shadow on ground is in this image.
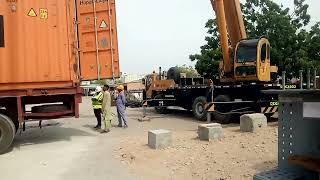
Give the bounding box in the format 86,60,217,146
128,107,199,122
10,122,96,151
252,160,277,172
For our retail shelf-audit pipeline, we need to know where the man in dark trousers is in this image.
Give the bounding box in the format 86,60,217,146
92,86,103,129
116,85,128,128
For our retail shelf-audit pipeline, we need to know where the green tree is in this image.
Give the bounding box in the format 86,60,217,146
190,19,221,79
176,65,199,78
190,0,320,79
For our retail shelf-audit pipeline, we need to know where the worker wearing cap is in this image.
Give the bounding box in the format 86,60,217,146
101,85,112,133
116,85,128,128
92,86,104,129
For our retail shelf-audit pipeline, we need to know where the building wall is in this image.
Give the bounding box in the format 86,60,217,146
121,73,144,83
126,82,145,91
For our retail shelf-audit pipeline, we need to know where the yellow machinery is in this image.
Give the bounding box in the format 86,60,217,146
145,72,175,99
211,0,278,83
142,0,281,123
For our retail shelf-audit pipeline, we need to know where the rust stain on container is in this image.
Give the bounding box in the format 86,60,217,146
0,0,120,91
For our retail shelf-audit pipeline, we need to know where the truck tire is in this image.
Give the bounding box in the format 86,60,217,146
154,94,168,114
0,109,19,132
0,114,15,154
265,113,275,121
192,96,207,121
213,95,232,124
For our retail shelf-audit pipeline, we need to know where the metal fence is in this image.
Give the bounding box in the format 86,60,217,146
281,69,318,90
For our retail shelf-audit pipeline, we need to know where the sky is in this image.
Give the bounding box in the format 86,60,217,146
116,0,320,74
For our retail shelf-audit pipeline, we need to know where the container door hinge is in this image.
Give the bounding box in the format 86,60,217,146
73,19,80,25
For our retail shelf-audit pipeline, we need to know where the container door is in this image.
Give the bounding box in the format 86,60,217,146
76,0,120,81
0,1,73,86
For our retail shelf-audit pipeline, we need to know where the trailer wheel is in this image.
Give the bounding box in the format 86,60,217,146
0,114,15,154
265,113,276,121
154,95,168,114
213,95,232,124
0,109,19,132
192,96,207,121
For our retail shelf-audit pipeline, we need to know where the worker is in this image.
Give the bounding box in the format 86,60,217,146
92,86,104,129
116,85,128,128
101,85,112,133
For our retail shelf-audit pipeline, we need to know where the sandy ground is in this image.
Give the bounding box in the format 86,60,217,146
0,97,278,180
114,113,278,180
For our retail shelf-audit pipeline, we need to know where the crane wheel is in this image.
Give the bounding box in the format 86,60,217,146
0,113,15,154
192,96,207,121
213,95,232,124
265,113,276,121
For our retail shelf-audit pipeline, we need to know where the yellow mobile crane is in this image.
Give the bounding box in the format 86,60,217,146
211,0,278,82
144,0,280,123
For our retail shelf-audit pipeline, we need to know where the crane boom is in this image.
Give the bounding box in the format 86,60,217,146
211,0,247,76
210,0,232,74
223,0,247,48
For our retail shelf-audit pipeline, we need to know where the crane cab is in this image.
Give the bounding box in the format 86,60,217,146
233,37,278,82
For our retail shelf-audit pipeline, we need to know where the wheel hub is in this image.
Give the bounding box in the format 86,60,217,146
197,103,204,114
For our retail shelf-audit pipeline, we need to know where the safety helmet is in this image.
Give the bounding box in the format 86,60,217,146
117,85,124,91
95,86,102,92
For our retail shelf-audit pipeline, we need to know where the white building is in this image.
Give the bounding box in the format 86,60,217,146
121,73,144,83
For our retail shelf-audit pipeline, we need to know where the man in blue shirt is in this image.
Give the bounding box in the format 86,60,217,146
116,85,128,128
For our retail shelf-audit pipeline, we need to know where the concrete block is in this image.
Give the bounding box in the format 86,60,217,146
240,113,267,132
198,123,223,141
148,129,172,149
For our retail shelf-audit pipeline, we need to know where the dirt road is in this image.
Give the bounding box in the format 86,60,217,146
0,97,278,180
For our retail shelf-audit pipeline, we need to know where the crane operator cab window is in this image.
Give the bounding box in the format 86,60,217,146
0,15,4,48
261,44,267,62
236,39,258,63
235,39,259,77
261,43,271,62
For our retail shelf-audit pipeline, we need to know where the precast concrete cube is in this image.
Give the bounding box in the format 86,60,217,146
148,129,172,149
198,123,223,141
240,113,267,132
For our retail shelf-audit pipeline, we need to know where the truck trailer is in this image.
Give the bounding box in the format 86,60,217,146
144,67,280,123
0,0,120,153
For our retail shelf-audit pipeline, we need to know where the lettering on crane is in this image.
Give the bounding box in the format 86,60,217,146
279,84,297,89
80,0,108,6
270,101,279,106
27,8,37,17
40,8,48,19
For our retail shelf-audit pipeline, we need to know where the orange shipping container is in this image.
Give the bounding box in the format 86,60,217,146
0,0,120,91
